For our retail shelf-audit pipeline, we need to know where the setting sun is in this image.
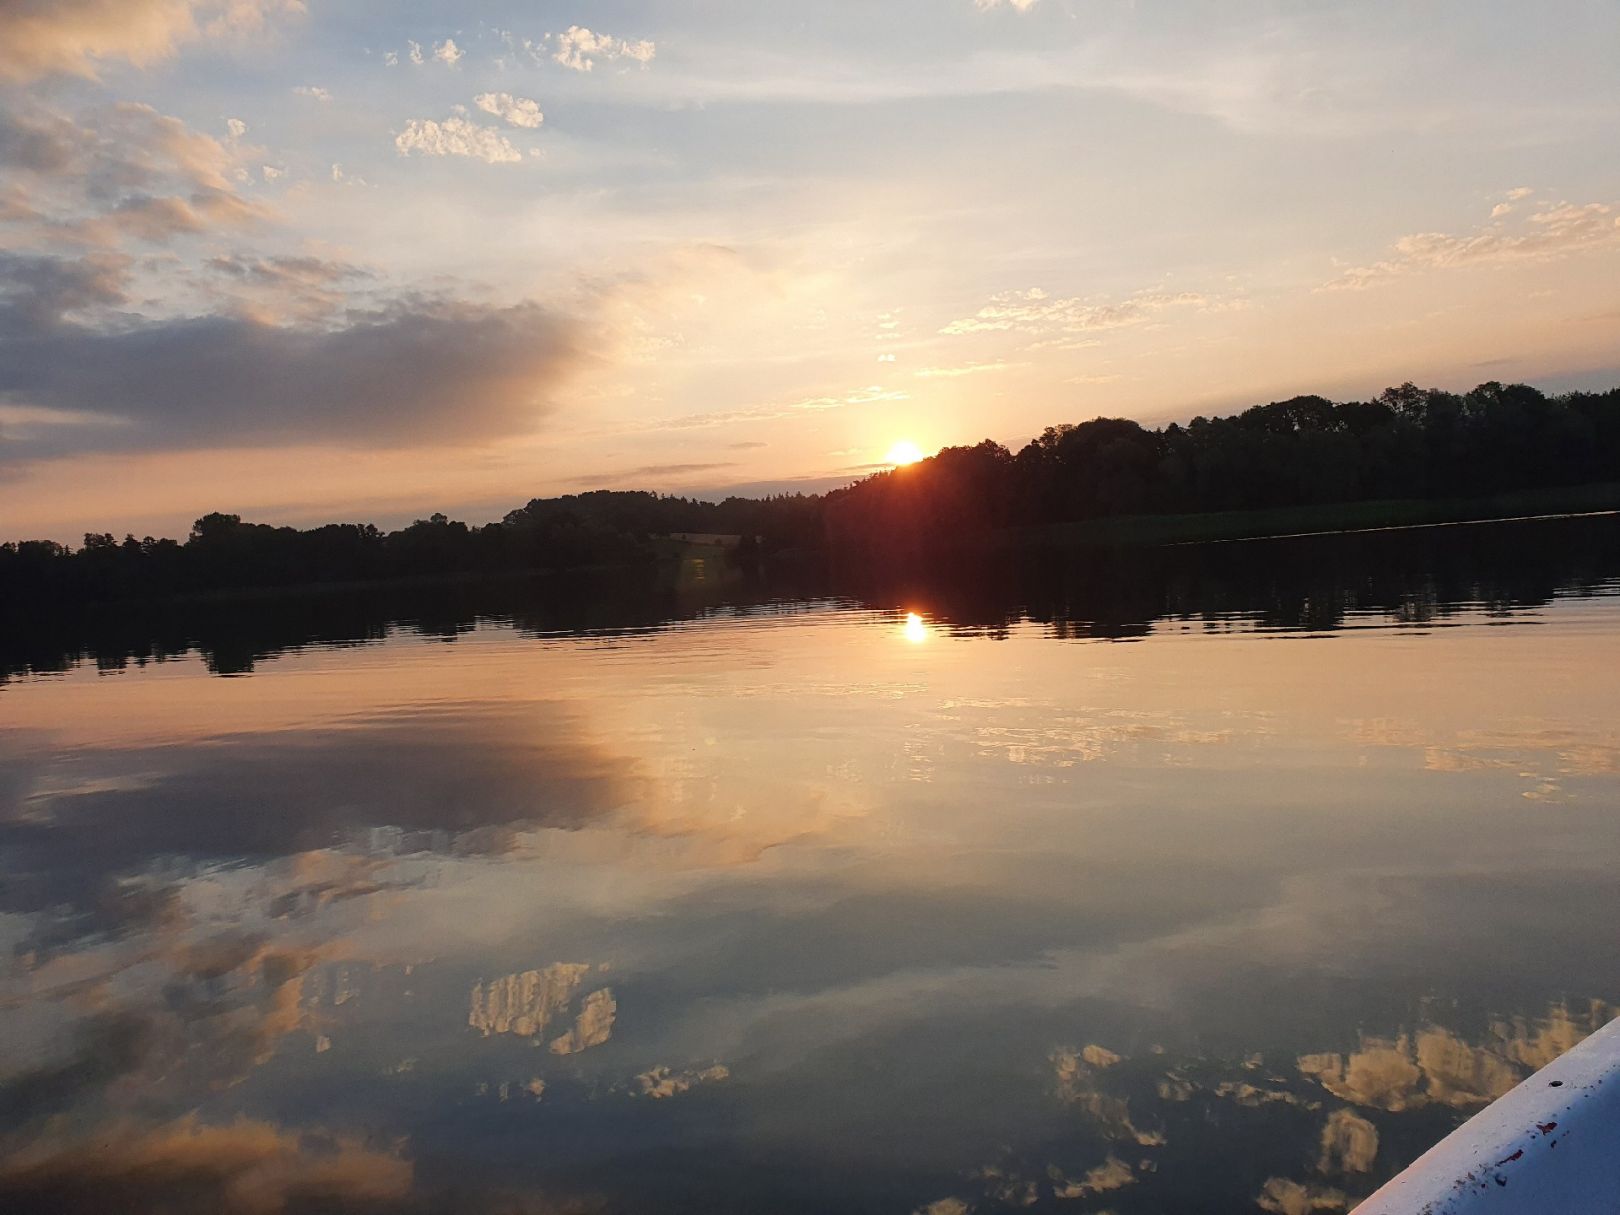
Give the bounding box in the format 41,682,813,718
885,440,926,467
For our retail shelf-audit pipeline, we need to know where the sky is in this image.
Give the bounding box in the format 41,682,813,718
2,0,1618,543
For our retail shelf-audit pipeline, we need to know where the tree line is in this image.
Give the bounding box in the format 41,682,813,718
4,379,1618,603
823,379,1620,558
0,491,825,603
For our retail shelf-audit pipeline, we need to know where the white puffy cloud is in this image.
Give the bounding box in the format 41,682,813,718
549,25,656,72
293,84,330,101
1490,188,1535,219
395,116,522,165
392,37,463,68
225,116,246,138
0,0,305,82
1322,197,1620,290
474,92,544,129
975,0,1040,9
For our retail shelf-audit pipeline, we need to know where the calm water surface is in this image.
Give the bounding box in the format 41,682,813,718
3,519,1619,1213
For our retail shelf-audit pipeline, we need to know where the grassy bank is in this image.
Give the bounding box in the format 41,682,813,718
1006,482,1620,548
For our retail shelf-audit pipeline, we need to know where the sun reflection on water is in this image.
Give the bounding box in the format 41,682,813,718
902,611,929,644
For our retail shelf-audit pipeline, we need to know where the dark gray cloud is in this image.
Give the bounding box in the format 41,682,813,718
0,250,130,327
0,100,587,458
0,256,584,454
0,107,79,174
206,252,370,286
0,703,636,917
0,1012,151,1126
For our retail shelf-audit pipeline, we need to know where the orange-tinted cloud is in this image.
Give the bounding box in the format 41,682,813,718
0,1116,410,1214
0,0,305,82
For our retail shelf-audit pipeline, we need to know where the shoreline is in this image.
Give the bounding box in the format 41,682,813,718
1006,482,1620,550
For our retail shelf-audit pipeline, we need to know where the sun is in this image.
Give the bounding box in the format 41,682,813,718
885,439,925,466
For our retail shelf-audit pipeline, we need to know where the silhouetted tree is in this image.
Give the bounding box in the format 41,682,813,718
3,379,1617,603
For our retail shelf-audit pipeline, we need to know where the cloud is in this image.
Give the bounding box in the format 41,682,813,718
548,987,616,1054
549,26,656,72
632,1064,730,1099
1322,197,1620,290
0,704,633,921
97,189,265,242
1317,1109,1378,1174
0,0,305,82
975,0,1040,10
0,1117,411,1214
1256,1177,1349,1215
395,115,522,164
225,116,246,138
940,288,1206,337
565,461,737,487
1050,1156,1136,1200
474,92,544,129
0,1011,153,1125
913,360,1021,378
0,266,584,455
391,37,460,68
641,384,910,432
1,100,238,192
0,251,131,328
0,100,266,247
470,964,590,1038
204,253,371,322
292,84,330,101
206,253,365,286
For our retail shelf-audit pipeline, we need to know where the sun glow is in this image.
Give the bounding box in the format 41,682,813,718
902,612,929,644
885,440,925,466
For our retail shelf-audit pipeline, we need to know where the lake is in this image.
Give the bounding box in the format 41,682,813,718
3,515,1618,1214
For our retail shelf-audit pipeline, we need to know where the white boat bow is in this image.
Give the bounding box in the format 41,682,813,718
1357,1012,1620,1212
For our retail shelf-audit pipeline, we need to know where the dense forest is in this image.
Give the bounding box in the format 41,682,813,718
823,379,1620,559
5,379,1619,603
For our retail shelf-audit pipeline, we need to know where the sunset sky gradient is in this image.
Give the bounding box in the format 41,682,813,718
3,0,1619,541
